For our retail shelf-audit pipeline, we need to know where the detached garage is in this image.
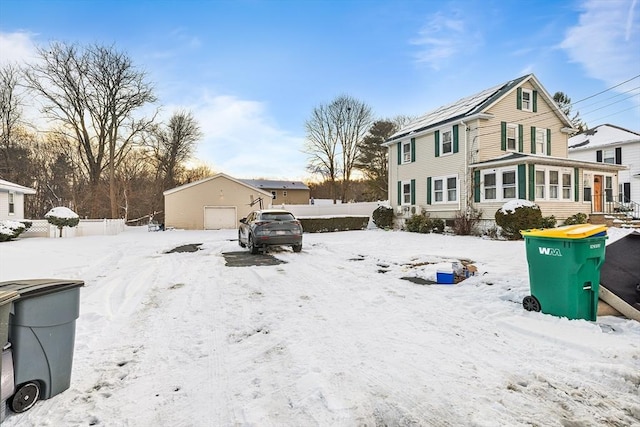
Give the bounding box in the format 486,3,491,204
163,173,272,230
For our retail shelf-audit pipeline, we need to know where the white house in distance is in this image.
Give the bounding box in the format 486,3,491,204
0,178,36,221
568,124,640,217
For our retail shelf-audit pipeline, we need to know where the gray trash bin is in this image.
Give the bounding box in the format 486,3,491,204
0,279,84,413
1,290,19,421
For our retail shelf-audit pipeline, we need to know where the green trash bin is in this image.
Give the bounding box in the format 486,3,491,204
0,279,84,413
520,224,607,321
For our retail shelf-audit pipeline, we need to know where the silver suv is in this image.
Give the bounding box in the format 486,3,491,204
238,209,303,254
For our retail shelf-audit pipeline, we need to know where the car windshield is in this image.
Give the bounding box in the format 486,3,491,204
261,212,295,221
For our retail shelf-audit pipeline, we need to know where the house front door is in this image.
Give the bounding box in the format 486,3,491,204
594,175,603,212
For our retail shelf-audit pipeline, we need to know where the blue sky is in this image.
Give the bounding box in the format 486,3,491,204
1,0,639,181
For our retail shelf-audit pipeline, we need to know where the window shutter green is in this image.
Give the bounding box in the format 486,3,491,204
532,90,538,112
531,126,536,154
500,122,507,151
473,170,480,203
518,124,524,152
528,164,535,201
434,131,440,157
518,164,526,199
410,179,416,205
574,168,579,202
453,125,459,153
411,138,416,162
426,177,432,205
546,129,551,156
397,181,401,205
397,143,401,165
517,87,522,110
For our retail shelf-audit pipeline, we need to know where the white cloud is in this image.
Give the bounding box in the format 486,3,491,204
0,31,37,65
560,0,640,88
172,92,307,180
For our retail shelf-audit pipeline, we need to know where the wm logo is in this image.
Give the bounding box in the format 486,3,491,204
539,247,562,256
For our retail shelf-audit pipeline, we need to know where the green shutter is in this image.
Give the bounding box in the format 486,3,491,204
500,122,507,151
410,179,416,205
397,181,401,205
426,177,432,205
546,129,551,156
533,90,538,112
517,87,522,110
574,168,579,202
397,143,401,165
453,124,459,153
528,164,535,201
410,138,416,162
434,131,440,157
518,124,524,152
531,127,536,154
473,170,480,203
518,164,526,199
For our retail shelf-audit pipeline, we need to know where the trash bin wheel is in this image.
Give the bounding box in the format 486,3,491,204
9,381,41,413
523,295,541,312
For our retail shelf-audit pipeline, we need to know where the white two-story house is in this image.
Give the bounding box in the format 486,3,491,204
568,124,640,218
384,74,626,227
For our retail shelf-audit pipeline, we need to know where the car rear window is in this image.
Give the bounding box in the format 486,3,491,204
261,212,295,221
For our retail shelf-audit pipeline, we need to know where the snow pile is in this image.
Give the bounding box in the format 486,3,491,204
44,207,79,219
499,199,538,214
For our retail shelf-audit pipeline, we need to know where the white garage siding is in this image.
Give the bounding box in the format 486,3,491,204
204,206,237,229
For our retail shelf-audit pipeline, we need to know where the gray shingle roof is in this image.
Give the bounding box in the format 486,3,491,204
241,179,309,190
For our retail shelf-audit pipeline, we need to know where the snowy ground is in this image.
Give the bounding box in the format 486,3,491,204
1,226,639,426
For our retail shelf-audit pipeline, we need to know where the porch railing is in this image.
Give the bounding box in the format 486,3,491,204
593,195,640,220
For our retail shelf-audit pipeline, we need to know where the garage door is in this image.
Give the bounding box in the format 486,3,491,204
204,206,237,229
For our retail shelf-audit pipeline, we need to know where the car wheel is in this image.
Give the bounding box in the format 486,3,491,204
238,230,246,248
9,381,41,413
292,244,302,253
248,234,259,254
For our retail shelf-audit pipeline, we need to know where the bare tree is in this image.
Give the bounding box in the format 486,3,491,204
304,95,373,203
23,42,156,218
0,64,24,180
553,91,587,132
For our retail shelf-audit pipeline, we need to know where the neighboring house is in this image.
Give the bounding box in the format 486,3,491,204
568,124,640,210
163,173,273,230
384,74,626,227
241,179,310,205
0,179,36,221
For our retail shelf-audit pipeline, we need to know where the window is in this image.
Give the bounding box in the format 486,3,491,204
402,182,412,205
549,171,559,199
502,171,516,199
605,176,613,202
402,141,411,164
441,129,452,155
522,89,533,111
583,173,592,202
271,191,277,199
282,191,287,197
484,173,497,200
562,173,572,200
603,149,615,164
433,175,458,203
536,129,546,155
506,124,517,151
535,170,546,198
8,192,14,214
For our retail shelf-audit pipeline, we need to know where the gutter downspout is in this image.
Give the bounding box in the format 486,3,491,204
459,120,469,213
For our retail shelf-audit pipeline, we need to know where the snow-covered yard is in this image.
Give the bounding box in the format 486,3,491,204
1,227,639,426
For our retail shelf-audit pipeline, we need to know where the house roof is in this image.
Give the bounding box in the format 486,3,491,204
386,74,574,144
162,173,273,197
0,179,36,194
240,179,309,191
568,124,640,151
470,152,627,172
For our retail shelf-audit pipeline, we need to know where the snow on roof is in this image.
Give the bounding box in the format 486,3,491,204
0,178,36,194
44,206,79,219
568,124,640,150
241,179,309,190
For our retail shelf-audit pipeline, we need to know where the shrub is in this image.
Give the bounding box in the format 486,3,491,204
404,212,445,234
563,212,588,225
45,207,80,237
540,216,557,229
453,207,483,235
298,216,369,233
0,220,27,242
372,206,394,229
495,200,543,240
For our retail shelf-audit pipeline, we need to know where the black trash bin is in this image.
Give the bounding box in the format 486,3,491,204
0,279,84,414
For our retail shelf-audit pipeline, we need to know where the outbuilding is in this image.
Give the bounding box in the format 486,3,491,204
0,179,36,221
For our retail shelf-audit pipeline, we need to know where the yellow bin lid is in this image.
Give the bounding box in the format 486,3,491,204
521,224,607,239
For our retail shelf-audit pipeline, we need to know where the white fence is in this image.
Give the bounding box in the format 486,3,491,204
22,218,125,238
275,201,389,218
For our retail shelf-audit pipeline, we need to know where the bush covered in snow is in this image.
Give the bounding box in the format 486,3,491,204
372,205,394,229
494,200,543,240
0,220,27,242
45,206,80,237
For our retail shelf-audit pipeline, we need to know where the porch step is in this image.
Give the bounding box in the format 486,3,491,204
589,213,640,228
